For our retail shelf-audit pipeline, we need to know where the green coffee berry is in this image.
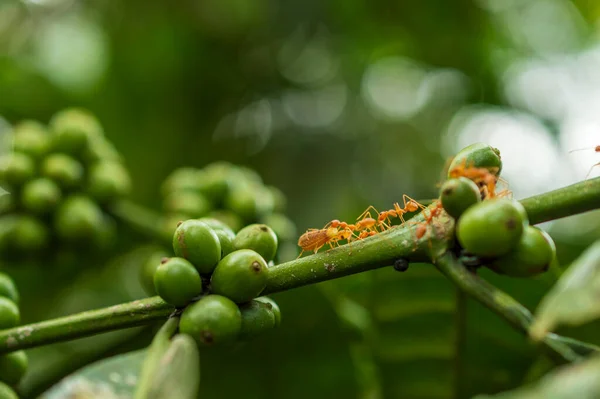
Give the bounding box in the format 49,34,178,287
488,226,556,277
49,108,103,154
198,164,235,204
265,186,287,213
21,178,62,214
179,294,242,346
195,217,235,234
87,162,131,203
233,224,278,262
93,214,117,250
197,217,236,258
0,297,19,329
54,195,104,243
154,257,203,307
198,177,230,206
161,168,202,196
0,153,36,189
172,220,221,274
255,296,281,327
0,273,19,304
0,351,28,385
164,192,211,218
82,136,122,164
207,210,243,233
440,177,481,219
13,215,49,252
448,142,502,178
261,213,297,243
140,250,169,296
457,199,527,257
211,249,269,303
224,186,273,223
236,166,263,186
0,381,18,399
41,154,84,189
239,299,276,340
12,120,51,159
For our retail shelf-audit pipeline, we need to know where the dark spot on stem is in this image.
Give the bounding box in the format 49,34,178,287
442,187,454,196
260,225,268,232
160,257,169,264
177,221,183,227
393,258,409,272
324,263,336,272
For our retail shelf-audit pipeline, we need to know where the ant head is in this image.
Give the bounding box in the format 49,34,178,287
326,227,339,237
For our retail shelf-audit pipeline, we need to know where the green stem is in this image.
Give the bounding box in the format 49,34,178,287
0,297,172,355
520,177,600,225
433,252,581,364
262,215,440,295
3,176,600,356
109,200,168,243
0,219,439,355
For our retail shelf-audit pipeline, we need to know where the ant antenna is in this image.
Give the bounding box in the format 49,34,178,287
569,145,600,154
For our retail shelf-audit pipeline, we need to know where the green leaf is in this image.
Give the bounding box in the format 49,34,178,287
40,349,147,399
134,317,179,399
530,240,600,341
473,355,600,399
146,334,201,399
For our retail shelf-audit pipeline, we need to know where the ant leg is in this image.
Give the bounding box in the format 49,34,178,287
399,214,407,226
296,249,305,259
357,205,379,221
585,162,600,179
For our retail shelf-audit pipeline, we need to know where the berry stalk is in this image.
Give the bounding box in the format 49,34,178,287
0,297,172,355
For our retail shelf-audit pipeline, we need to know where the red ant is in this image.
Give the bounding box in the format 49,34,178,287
358,195,426,231
448,160,500,199
297,227,353,258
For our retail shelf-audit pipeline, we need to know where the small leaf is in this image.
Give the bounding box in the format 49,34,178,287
473,355,600,399
530,240,600,341
147,334,201,399
40,349,147,399
134,317,179,399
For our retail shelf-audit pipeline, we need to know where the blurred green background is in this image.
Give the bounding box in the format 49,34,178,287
2,0,600,398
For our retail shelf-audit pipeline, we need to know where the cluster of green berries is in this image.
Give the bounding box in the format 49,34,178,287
160,163,297,262
440,143,556,277
0,272,27,397
0,108,131,263
152,218,281,347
